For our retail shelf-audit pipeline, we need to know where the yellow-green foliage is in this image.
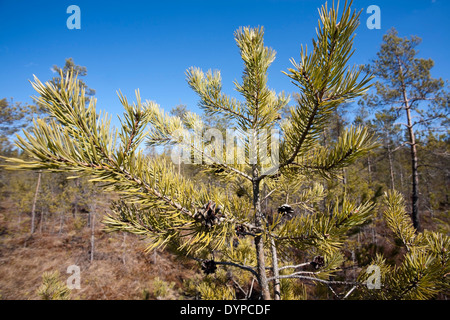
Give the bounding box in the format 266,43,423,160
196,270,236,300
36,271,71,300
357,191,450,300
152,277,176,299
2,1,411,301
279,278,308,300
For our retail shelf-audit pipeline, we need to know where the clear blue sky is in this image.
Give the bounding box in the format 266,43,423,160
1,0,449,126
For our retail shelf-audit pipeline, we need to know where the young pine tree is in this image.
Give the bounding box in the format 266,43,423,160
36,271,71,300
5,1,379,300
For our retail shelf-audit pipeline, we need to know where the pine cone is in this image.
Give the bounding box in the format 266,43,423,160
310,255,325,270
277,204,294,217
194,201,224,229
236,186,246,198
201,259,217,275
235,224,248,237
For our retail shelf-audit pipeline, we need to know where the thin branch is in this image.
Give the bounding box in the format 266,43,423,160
42,151,261,235
188,256,258,278
262,188,277,201
342,285,357,300
279,91,320,171
391,142,407,153
179,136,253,182
214,261,258,277
204,95,252,124
326,283,340,299
278,262,311,271
124,117,140,156
269,274,360,286
267,270,318,281
247,277,256,299
231,278,248,299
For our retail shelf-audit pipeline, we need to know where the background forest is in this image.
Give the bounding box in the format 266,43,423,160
0,1,448,301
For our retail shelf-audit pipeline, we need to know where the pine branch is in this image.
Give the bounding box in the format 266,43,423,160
279,0,373,176
183,136,253,181
189,256,258,278
186,67,252,125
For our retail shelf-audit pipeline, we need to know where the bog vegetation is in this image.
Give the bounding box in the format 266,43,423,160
0,1,448,300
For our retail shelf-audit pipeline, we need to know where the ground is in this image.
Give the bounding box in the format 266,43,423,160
0,198,198,300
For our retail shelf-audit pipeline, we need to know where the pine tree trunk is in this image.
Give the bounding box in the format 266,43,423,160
39,210,44,233
387,144,395,190
252,166,271,300
270,238,281,300
90,212,95,263
30,171,41,234
406,106,420,231
122,232,127,265
423,167,433,218
59,210,64,235
367,155,372,184
398,58,420,232
400,165,404,191
73,179,79,218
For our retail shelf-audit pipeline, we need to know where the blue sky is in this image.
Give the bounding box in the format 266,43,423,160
1,0,449,127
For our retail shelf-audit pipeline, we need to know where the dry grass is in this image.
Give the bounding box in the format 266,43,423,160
0,199,199,300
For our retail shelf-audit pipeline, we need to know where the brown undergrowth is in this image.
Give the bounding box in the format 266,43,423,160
0,198,198,300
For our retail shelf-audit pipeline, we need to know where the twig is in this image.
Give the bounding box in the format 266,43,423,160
177,134,253,182
278,262,311,271
268,273,360,286
188,256,258,278
327,283,340,299
215,261,258,278
247,277,256,299
342,285,357,300
231,278,248,298
262,188,277,201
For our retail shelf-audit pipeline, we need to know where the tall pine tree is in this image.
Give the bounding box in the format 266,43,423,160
363,28,449,231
